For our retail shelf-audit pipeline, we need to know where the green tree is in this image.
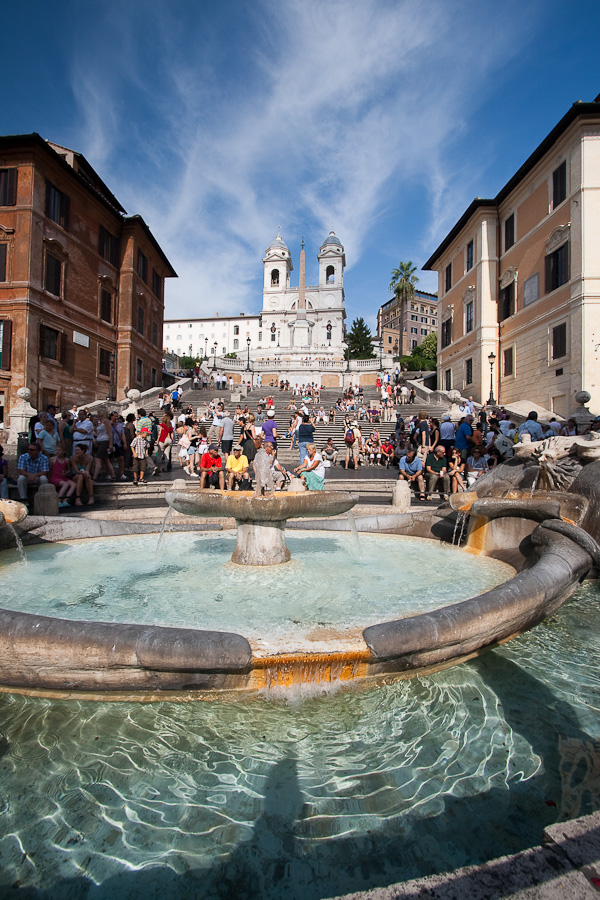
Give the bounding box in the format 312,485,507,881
388,260,419,304
404,332,437,370
346,317,376,359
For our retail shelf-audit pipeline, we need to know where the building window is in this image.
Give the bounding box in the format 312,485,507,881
466,240,474,272
0,319,12,370
45,254,62,296
441,317,452,349
233,339,239,350
326,265,335,283
388,336,392,344
0,169,17,206
258,331,262,341
137,306,145,335
421,329,427,336
0,244,6,282
552,323,567,360
271,268,279,286
523,273,539,307
545,243,569,293
465,301,474,333
421,317,427,323
504,347,514,376
100,289,112,323
445,264,452,292
411,327,417,334
504,214,515,251
152,321,159,347
234,325,239,335
445,369,451,391
152,268,162,299
465,358,473,385
151,367,157,387
499,282,515,321
137,249,148,283
412,339,418,349
136,358,143,382
45,181,70,229
39,324,65,362
553,161,567,208
99,347,111,377
411,315,418,321
98,226,119,266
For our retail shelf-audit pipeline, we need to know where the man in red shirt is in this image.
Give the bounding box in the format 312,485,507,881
199,444,225,489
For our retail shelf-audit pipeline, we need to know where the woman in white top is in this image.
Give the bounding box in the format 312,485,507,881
294,444,326,491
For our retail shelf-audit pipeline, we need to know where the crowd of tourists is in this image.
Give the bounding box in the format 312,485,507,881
5,382,596,508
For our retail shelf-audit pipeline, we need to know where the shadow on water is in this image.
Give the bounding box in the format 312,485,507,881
3,652,600,900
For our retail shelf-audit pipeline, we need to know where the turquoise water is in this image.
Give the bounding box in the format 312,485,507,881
0,533,511,651
0,583,598,898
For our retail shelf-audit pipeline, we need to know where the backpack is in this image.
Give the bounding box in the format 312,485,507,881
345,429,355,445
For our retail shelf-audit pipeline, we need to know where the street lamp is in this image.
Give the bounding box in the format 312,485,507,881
204,337,208,359
246,336,251,371
212,342,218,371
345,341,350,372
488,351,497,406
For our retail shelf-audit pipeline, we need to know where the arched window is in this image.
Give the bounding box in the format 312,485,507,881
233,339,239,350
271,268,279,286
233,325,239,335
326,265,335,283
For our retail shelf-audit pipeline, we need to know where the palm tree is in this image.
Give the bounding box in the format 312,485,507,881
389,261,419,303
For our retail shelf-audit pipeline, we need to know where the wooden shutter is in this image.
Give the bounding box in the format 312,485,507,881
0,319,11,370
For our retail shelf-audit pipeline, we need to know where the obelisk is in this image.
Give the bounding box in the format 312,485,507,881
293,236,310,347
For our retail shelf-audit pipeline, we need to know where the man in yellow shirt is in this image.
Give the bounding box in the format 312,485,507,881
226,446,249,490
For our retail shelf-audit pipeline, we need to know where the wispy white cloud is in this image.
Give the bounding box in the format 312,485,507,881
68,0,540,322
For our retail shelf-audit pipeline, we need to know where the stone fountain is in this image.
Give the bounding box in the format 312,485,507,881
165,487,359,566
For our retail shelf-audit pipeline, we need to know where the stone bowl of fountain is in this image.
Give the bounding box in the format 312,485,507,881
165,486,360,565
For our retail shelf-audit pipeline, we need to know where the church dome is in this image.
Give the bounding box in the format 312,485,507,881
267,232,289,252
320,230,342,249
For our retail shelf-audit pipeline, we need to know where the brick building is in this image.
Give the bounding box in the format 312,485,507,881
377,289,438,358
423,94,600,415
0,134,176,428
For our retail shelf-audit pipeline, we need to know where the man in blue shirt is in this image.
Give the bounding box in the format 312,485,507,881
17,444,49,500
517,411,544,442
455,415,474,462
398,449,425,499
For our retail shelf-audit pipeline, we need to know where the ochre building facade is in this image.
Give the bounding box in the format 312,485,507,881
424,95,600,416
0,134,176,426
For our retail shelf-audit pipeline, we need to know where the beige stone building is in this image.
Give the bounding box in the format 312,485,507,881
377,289,438,358
424,94,600,416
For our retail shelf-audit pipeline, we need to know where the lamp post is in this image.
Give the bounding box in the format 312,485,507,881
204,337,208,360
379,338,383,370
488,351,497,406
345,341,350,372
246,336,251,371
212,342,218,371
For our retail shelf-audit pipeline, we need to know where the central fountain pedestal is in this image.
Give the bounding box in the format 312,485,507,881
232,521,291,566
165,488,359,566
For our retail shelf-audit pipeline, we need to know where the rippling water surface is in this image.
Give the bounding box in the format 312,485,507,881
0,578,599,897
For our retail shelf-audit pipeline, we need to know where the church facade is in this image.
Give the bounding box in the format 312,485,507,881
163,231,347,361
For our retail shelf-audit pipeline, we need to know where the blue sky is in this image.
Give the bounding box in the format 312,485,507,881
3,0,599,331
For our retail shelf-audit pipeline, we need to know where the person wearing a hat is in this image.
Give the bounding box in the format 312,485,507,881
226,445,249,491
130,427,150,485
199,444,225,490
439,413,456,461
